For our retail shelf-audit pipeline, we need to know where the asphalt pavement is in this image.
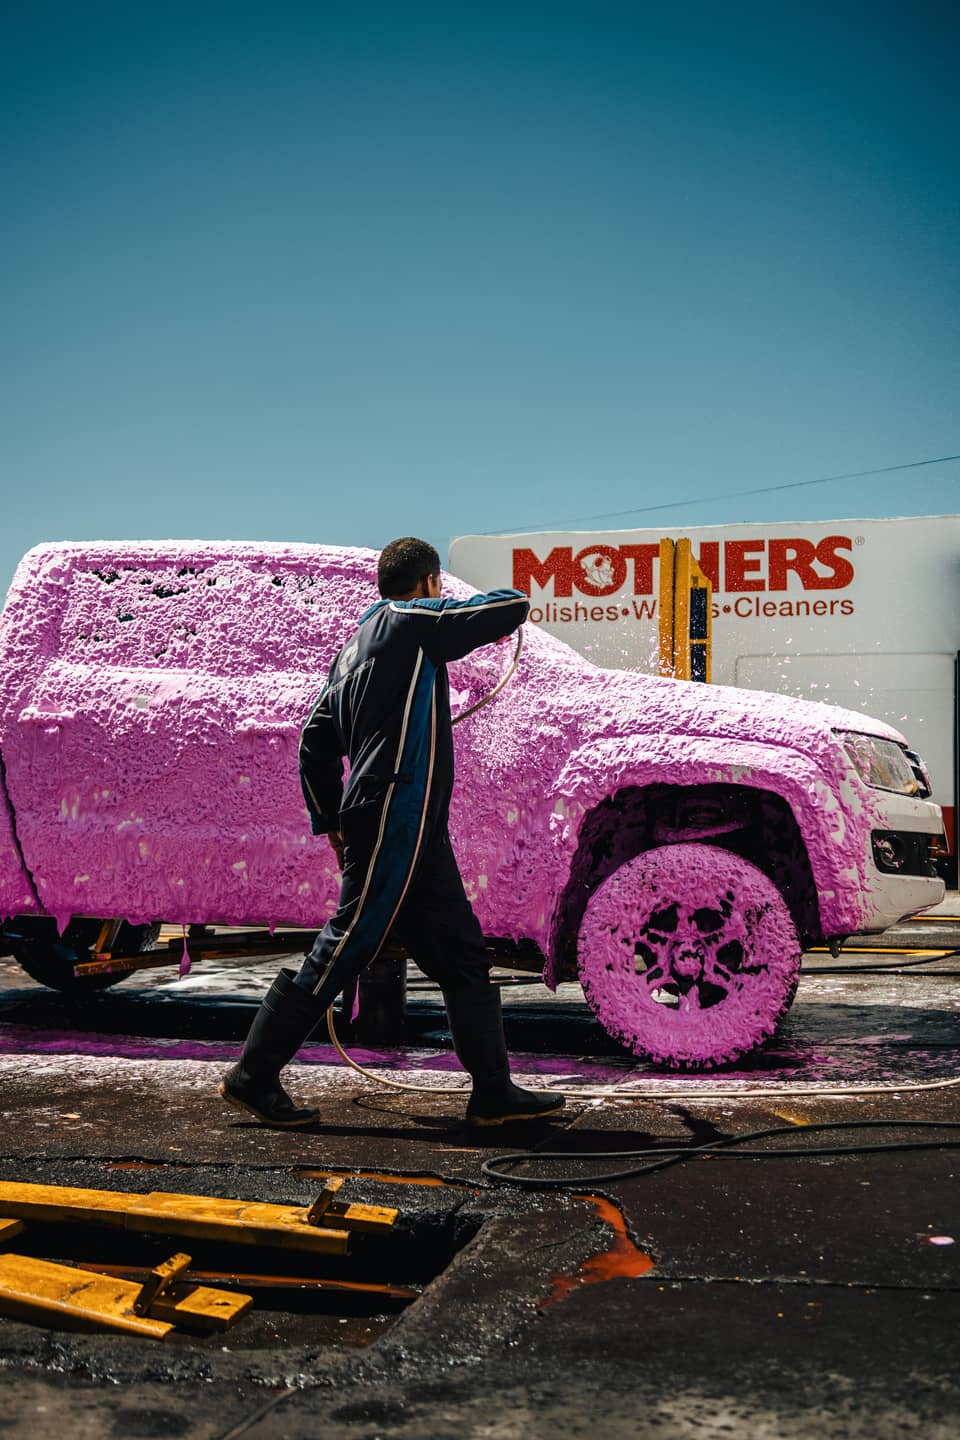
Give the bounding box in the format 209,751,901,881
0,900,957,1439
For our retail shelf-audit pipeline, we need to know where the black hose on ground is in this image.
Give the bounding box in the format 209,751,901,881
480,1119,960,1188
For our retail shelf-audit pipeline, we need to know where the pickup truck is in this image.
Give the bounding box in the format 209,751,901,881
0,541,946,1068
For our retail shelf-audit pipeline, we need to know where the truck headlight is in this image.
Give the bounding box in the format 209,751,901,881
837,732,919,796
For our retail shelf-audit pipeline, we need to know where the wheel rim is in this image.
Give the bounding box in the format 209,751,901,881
578,843,801,1068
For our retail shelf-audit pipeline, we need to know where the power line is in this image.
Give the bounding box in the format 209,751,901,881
475,451,960,537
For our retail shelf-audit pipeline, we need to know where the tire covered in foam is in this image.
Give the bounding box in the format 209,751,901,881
578,843,801,1069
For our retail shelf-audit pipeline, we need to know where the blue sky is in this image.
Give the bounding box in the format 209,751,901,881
2,1,957,592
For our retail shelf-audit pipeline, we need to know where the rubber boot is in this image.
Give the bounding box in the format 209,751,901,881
443,985,565,1127
218,970,325,1127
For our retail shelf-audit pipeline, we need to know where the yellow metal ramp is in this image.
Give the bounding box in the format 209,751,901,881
0,1175,398,1340
0,1180,397,1254
0,1250,252,1339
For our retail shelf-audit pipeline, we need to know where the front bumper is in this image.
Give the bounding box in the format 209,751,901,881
858,791,946,933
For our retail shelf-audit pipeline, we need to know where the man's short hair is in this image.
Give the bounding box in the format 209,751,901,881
377,537,441,598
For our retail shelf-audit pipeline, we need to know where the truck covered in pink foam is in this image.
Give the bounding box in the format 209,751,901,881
0,541,946,1068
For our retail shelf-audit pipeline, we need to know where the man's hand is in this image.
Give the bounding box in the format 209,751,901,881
327,831,344,870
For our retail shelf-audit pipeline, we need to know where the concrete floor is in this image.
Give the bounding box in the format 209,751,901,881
0,905,957,1438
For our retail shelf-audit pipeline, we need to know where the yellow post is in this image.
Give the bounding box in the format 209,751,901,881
657,538,712,683
673,539,712,683
657,538,676,677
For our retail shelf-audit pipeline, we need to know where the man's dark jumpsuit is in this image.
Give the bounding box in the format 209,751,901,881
220,585,563,1126
294,588,529,1011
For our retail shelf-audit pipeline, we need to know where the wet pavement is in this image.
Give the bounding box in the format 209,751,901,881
0,904,957,1438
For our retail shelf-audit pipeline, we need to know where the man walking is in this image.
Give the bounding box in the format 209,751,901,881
219,537,565,1129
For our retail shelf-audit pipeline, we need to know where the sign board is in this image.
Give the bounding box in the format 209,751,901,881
450,516,960,864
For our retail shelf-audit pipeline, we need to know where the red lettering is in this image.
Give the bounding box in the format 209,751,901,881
696,542,720,591
513,546,574,598
813,535,855,589
767,535,855,590
619,544,659,594
768,538,819,590
515,534,853,602
725,540,765,592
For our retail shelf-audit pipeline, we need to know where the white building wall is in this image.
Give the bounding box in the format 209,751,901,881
450,515,960,835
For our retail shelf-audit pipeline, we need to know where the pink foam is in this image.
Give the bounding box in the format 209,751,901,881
0,541,891,975
578,843,802,1067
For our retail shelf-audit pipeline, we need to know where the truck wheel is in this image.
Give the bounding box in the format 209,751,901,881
10,918,161,994
577,843,801,1070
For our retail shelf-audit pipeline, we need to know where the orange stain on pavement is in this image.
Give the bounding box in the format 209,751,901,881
547,1194,654,1305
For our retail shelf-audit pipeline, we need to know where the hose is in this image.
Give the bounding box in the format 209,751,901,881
325,1005,960,1103
480,1119,960,1188
451,627,524,726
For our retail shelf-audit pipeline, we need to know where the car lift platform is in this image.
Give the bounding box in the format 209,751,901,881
0,1248,252,1339
0,1177,396,1254
0,1176,398,1340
